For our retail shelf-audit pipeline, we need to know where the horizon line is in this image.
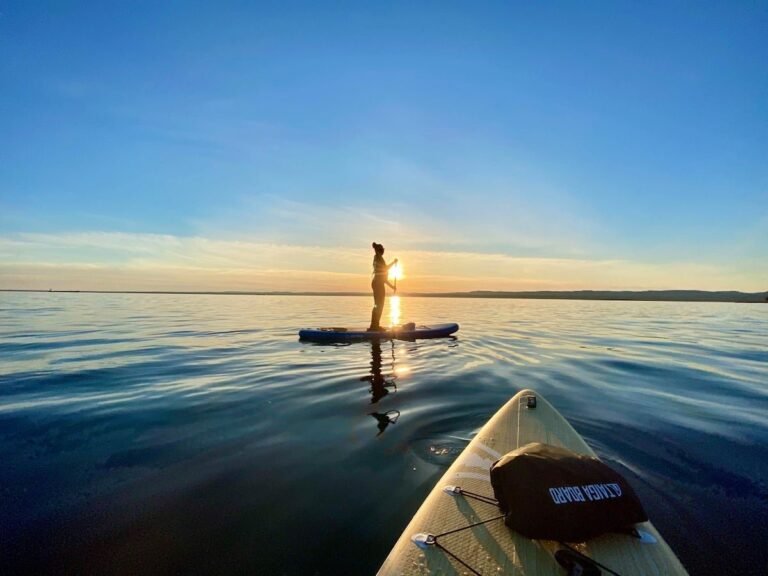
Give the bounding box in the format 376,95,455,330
2,288,765,303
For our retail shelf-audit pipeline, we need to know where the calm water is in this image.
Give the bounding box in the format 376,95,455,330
1,293,766,575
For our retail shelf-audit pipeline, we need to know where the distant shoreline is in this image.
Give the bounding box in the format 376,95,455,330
1,288,766,303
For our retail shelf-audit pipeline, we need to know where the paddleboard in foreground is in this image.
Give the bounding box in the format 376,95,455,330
298,322,458,342
378,388,687,575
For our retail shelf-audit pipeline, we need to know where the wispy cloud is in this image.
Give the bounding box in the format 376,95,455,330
195,174,595,259
1,232,764,292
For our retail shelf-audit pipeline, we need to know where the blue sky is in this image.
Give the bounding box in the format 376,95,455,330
1,2,766,291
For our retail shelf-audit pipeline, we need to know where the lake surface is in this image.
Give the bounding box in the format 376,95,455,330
1,293,766,575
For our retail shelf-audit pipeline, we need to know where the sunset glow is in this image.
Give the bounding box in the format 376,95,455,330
0,4,765,294
389,262,403,283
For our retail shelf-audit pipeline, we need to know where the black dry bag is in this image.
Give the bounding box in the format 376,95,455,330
490,442,648,542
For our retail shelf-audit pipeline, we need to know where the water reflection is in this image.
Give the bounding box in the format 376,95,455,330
361,340,401,436
360,340,398,404
303,335,457,436
389,295,401,327
370,410,400,436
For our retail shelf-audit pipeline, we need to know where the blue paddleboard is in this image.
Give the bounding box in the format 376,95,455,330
298,322,459,342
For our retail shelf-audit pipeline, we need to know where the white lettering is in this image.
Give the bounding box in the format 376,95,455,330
578,483,625,500
549,487,565,504
549,486,587,504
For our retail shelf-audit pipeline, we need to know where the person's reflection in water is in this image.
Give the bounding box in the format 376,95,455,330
369,410,400,436
360,340,401,436
359,340,397,404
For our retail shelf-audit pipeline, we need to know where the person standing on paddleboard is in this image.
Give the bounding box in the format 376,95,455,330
368,242,397,331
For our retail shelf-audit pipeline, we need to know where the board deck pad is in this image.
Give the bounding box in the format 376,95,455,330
377,389,688,575
298,323,458,342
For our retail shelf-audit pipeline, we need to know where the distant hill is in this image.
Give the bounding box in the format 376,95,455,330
1,289,766,302
414,290,768,303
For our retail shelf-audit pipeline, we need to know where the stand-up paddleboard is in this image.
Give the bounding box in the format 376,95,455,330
298,323,458,342
378,389,687,575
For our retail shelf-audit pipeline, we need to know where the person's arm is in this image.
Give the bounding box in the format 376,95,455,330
386,258,399,270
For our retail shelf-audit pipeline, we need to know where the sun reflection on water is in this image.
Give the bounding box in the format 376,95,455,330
389,295,401,327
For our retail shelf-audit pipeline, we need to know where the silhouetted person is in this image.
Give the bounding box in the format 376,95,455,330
368,242,397,331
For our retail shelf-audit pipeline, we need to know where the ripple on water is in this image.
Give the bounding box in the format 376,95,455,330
0,294,766,576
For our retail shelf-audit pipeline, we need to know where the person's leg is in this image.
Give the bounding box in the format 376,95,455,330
374,292,385,329
371,284,385,329
368,282,378,332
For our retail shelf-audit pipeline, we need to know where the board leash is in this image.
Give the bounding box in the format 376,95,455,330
412,487,503,575
413,514,505,576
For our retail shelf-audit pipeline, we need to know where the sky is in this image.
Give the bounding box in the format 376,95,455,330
1,1,766,293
